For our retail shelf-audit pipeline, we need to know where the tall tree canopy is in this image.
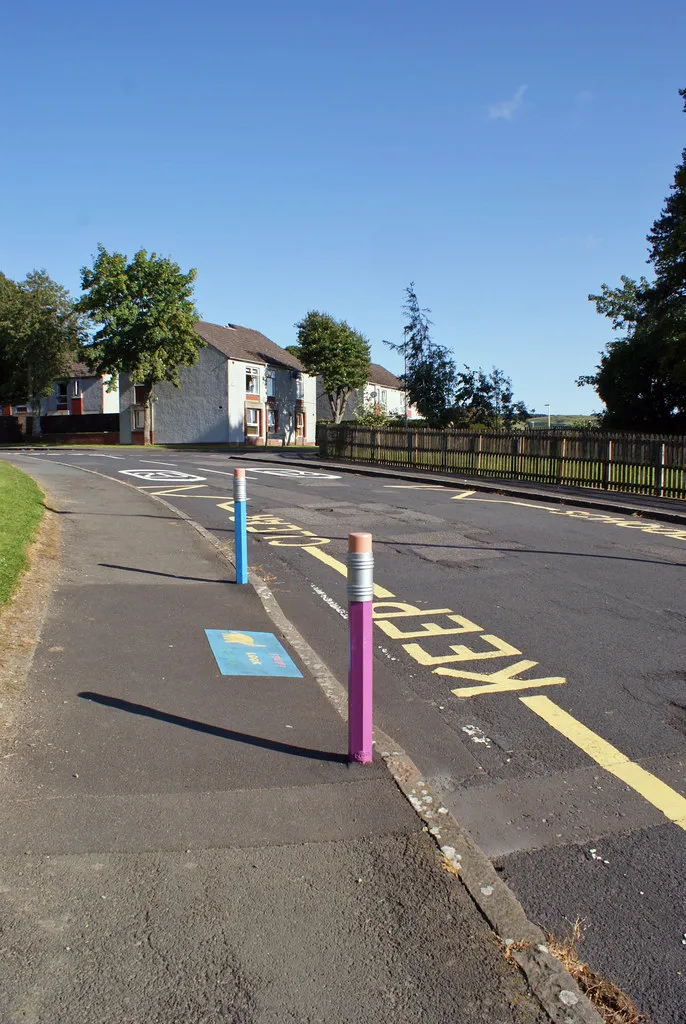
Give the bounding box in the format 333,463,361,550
453,366,530,429
579,88,686,431
0,270,85,431
294,310,370,423
76,245,201,444
385,283,457,424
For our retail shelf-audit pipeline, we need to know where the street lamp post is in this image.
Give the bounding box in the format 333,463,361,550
403,327,409,428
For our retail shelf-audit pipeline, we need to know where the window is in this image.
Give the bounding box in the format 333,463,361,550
266,369,276,398
132,407,145,430
134,385,147,405
246,366,260,395
295,374,304,399
380,389,388,408
246,407,260,436
56,382,68,409
267,406,278,433
72,380,80,397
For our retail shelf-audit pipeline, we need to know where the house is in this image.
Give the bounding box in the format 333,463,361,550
118,321,316,446
1,362,119,418
316,362,419,421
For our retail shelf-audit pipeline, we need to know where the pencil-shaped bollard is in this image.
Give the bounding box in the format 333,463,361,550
233,468,248,584
347,532,374,763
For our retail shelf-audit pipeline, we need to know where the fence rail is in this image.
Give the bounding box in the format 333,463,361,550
316,425,686,500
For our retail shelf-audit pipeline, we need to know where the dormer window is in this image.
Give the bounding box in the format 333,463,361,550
246,366,260,395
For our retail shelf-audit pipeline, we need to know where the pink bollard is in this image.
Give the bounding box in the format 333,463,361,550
347,532,374,763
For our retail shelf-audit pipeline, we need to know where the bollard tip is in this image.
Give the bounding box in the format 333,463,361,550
348,532,372,553
233,468,246,477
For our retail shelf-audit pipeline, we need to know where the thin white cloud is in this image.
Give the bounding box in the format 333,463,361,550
488,84,528,121
576,90,593,104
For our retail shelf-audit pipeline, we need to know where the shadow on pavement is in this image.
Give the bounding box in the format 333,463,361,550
78,691,349,763
99,563,235,583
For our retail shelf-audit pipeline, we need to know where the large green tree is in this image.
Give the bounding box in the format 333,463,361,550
579,89,686,431
294,310,370,423
0,270,85,434
453,366,530,429
76,245,201,444
385,283,457,424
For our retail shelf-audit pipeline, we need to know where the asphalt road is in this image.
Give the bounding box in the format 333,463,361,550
15,448,686,1023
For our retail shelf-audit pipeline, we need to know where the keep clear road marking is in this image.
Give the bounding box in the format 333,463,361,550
522,696,686,830
131,484,686,830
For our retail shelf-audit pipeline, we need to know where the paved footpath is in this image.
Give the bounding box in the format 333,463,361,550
0,459,557,1024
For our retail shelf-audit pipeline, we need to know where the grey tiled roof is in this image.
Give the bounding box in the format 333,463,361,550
368,363,403,389
194,321,303,372
68,361,95,378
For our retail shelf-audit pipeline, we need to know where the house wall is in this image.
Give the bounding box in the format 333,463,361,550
316,379,408,421
301,373,316,443
118,348,316,445
41,376,102,415
152,346,230,443
101,375,119,414
228,360,251,442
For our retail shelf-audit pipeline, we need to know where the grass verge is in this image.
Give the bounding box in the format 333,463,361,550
0,463,45,608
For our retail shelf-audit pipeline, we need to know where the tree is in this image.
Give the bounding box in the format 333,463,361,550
294,311,370,423
76,245,201,444
385,283,457,424
0,270,86,435
579,89,686,431
453,366,530,429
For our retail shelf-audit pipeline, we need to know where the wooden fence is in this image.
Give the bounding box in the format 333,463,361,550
316,425,686,500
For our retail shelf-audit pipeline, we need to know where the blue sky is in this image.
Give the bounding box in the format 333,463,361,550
1,0,684,414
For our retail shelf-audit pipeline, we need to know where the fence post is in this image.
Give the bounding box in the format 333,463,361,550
655,442,665,497
233,468,248,584
347,532,374,764
601,440,612,490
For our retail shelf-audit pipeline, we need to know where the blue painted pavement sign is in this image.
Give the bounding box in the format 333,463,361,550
205,630,303,677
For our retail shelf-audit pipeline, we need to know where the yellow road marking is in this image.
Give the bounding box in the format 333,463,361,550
468,497,686,541
521,696,686,830
302,545,395,599
451,489,476,499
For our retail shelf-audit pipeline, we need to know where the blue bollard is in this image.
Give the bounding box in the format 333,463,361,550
233,469,248,584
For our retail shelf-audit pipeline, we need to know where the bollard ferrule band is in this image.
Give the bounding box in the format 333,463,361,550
233,477,247,502
347,551,374,602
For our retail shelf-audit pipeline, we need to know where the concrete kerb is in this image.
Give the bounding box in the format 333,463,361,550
12,455,603,1024
227,451,686,528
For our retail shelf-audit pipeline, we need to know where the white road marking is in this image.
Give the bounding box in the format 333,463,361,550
197,466,341,480
246,468,342,479
310,583,348,619
137,460,178,466
119,469,206,482
83,454,125,459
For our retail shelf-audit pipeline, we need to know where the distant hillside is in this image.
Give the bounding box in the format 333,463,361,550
528,414,600,428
